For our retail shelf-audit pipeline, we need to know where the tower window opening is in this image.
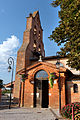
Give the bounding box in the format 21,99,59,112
33,40,37,51
34,40,36,44
34,25,37,35
38,31,41,39
38,44,41,52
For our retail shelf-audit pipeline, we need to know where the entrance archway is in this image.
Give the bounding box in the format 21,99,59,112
34,70,49,108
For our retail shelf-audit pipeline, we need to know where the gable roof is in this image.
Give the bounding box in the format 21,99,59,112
27,61,66,71
26,61,56,70
17,61,67,75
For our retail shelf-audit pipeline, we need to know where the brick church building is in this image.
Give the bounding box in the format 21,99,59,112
14,11,80,110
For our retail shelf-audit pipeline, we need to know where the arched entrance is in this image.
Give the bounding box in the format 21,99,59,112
34,70,49,108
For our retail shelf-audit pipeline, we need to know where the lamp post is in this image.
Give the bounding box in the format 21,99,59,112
56,53,61,113
8,57,14,109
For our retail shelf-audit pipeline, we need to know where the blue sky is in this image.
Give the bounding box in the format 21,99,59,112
0,0,60,84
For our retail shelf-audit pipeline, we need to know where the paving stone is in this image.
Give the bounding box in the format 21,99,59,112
0,108,56,120
0,108,69,120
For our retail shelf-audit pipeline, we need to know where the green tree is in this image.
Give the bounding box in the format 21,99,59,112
49,0,80,70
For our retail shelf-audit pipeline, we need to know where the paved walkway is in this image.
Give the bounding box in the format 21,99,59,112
0,108,57,120
0,108,68,120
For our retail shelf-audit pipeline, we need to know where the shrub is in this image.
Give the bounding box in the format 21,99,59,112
61,102,80,119
2,89,11,95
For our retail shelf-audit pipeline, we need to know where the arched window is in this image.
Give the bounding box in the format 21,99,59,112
73,84,78,93
35,70,48,80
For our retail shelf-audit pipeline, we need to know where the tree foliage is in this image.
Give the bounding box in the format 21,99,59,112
61,102,80,119
49,0,80,70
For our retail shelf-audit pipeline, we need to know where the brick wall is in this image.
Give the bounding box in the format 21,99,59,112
20,62,66,109
14,11,45,101
67,81,80,104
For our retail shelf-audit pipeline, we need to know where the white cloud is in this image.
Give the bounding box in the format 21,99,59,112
0,35,19,69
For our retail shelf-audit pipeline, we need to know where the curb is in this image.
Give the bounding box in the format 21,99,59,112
50,109,68,120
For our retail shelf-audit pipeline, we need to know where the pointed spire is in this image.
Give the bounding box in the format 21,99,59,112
32,11,39,17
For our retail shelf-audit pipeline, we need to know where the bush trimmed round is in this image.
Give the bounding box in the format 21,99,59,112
61,102,80,119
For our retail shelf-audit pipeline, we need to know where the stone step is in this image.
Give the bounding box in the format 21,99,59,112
1,98,11,100
0,102,9,105
1,97,10,100
0,94,18,109
0,102,14,105
0,103,19,110
0,105,9,110
1,100,14,103
1,95,13,102
1,98,13,101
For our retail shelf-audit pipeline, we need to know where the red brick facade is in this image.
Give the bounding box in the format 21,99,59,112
19,62,66,109
14,11,80,110
67,80,80,104
14,11,45,101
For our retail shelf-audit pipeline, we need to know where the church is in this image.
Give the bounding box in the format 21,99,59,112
14,11,80,110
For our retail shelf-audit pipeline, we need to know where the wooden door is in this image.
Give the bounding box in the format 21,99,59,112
34,79,42,108
42,80,48,108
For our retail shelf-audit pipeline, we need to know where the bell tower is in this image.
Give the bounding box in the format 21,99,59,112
14,11,45,100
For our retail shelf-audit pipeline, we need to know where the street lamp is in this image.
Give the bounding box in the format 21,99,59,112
56,53,61,113
8,57,14,109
